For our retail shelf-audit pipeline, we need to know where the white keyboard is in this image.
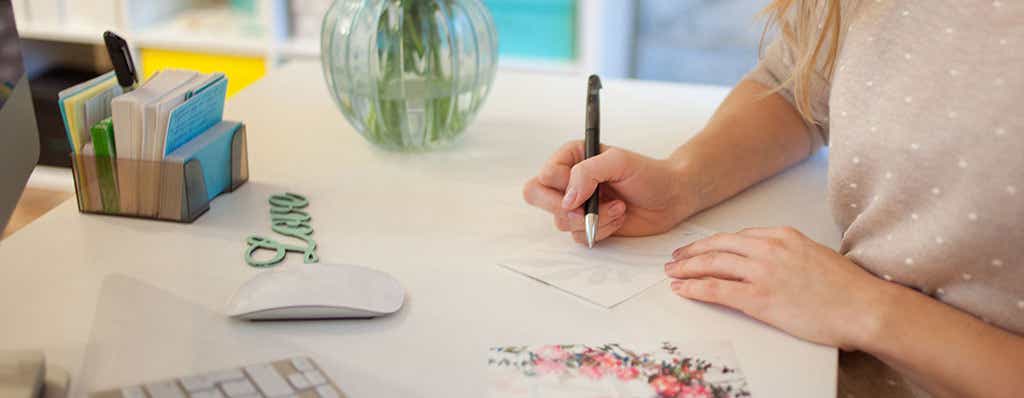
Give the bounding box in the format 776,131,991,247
89,357,343,398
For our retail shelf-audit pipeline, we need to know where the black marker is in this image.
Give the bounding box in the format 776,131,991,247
584,75,602,248
103,31,138,93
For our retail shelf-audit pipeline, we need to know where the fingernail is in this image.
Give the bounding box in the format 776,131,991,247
672,248,683,258
561,187,577,209
664,262,674,271
671,281,684,291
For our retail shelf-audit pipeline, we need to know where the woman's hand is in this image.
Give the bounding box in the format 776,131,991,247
665,226,893,350
522,140,699,244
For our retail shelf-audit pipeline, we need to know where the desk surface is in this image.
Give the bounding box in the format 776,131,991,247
0,61,840,397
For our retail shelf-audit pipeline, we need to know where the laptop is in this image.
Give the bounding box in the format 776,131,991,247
0,0,40,233
0,1,45,394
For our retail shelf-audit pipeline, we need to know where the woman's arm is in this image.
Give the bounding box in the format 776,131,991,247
663,227,1024,398
522,78,820,241
669,78,817,214
863,283,1024,397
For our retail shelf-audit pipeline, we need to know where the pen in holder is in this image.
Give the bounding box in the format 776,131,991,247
70,121,249,223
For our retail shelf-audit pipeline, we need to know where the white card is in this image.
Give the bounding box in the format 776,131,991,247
499,223,714,308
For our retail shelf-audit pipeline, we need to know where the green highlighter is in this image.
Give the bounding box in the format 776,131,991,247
90,117,119,212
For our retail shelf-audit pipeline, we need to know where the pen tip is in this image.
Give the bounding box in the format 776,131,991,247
585,213,598,249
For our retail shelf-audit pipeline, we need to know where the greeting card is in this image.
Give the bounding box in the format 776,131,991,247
488,341,751,398
499,224,713,307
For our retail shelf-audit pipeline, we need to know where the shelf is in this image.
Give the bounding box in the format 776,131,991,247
134,27,269,56
278,38,579,74
133,6,271,56
19,13,270,57
14,0,629,78
17,23,108,45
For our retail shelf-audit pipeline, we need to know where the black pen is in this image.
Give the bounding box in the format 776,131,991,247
584,75,602,248
103,31,138,93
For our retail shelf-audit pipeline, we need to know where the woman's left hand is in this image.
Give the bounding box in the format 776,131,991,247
665,226,894,350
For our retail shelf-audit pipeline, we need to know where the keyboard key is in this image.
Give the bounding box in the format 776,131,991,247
315,385,339,398
303,371,326,386
244,364,294,397
121,386,146,398
208,369,246,383
145,381,186,398
181,375,215,392
190,389,225,398
89,360,339,398
220,380,257,397
290,358,314,373
286,373,310,390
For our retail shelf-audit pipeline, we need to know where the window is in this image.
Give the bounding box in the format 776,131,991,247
633,0,769,85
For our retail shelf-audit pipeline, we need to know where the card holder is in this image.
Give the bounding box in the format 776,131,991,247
70,121,249,223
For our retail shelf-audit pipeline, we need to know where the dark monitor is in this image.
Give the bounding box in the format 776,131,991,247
0,0,40,231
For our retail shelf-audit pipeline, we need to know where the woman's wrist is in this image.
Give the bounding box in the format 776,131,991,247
842,277,905,352
668,136,728,216
664,148,708,220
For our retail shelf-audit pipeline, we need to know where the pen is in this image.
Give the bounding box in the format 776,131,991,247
103,31,138,93
584,74,602,248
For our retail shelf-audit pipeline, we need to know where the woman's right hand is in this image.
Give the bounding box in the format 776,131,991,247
522,140,699,244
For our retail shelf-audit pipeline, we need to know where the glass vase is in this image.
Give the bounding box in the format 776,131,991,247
321,0,499,151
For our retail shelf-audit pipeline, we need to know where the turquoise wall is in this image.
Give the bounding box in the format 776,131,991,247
483,0,576,61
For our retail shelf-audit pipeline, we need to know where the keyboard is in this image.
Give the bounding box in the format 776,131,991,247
89,357,343,398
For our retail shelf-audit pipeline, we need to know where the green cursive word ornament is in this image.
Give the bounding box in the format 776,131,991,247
245,192,320,268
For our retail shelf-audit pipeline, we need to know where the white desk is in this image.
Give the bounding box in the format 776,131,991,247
0,61,840,397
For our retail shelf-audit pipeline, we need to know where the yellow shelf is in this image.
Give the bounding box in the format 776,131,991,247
141,49,266,98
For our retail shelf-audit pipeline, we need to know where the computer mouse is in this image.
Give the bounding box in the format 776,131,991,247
226,263,405,320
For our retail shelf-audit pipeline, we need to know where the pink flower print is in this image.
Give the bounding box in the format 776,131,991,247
579,365,603,380
650,375,681,397
597,353,620,371
676,384,711,398
535,359,566,375
536,345,569,361
615,366,640,381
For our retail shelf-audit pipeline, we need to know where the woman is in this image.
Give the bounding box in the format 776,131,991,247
522,1,1022,397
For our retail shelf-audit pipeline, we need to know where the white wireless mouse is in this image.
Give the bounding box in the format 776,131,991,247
226,263,405,320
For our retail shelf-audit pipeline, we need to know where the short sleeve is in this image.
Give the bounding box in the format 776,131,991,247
743,38,831,151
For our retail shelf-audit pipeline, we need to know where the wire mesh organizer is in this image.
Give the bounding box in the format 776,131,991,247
70,121,249,223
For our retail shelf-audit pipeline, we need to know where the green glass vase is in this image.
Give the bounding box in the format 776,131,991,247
321,0,499,151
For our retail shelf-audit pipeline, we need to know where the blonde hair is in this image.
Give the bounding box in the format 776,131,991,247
760,0,843,124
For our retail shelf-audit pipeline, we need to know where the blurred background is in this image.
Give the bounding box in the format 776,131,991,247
6,0,770,237
11,0,767,167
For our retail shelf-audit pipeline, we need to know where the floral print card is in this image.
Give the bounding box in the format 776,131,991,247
487,341,752,398
499,223,713,308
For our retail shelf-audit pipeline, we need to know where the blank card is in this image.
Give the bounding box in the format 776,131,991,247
499,223,714,308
